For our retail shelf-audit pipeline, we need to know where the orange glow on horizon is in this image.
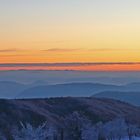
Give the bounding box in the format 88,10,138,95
1,63,140,71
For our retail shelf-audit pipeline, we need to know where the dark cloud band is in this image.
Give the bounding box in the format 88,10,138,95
0,62,140,67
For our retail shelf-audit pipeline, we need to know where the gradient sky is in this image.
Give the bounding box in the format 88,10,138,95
0,0,140,70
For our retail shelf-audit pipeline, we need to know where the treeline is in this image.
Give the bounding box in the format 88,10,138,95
1,112,140,140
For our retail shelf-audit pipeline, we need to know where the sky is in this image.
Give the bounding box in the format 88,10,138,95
0,0,140,71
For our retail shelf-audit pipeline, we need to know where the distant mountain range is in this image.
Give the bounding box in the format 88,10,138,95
17,83,120,98
1,97,140,136
0,81,140,106
0,81,26,98
17,82,140,101
93,91,140,106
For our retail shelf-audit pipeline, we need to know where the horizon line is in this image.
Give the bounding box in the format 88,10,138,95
0,62,140,66
1,62,140,71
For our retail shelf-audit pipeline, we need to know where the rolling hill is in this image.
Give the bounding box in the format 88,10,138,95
93,91,140,106
1,97,140,138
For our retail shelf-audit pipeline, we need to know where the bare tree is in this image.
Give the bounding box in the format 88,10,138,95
63,112,91,140
102,118,127,140
12,122,49,140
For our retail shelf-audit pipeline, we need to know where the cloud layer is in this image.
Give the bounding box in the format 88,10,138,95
0,62,140,67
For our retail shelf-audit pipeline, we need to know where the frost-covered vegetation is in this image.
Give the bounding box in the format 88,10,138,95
1,112,140,140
